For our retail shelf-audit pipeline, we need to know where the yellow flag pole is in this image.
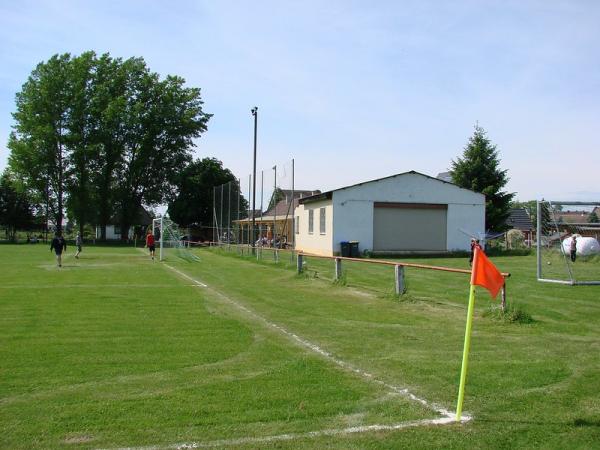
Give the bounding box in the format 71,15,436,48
456,283,476,421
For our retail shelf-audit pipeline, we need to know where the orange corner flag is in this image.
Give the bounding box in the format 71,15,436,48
470,246,505,298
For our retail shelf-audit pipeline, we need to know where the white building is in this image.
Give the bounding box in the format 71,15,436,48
294,171,485,256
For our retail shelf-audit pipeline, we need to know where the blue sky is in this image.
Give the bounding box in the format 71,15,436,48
1,0,599,201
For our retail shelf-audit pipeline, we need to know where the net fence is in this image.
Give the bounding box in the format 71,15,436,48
537,201,600,285
213,159,303,263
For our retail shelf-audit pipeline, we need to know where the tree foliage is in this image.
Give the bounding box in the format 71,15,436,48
0,171,37,241
8,52,211,239
589,211,599,224
451,125,514,231
167,158,246,227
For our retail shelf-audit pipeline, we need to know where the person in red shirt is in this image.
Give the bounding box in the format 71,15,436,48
146,230,156,260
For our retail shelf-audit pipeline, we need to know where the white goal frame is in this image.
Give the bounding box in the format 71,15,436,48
536,200,600,285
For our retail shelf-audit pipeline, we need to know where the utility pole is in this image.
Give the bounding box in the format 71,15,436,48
251,106,258,252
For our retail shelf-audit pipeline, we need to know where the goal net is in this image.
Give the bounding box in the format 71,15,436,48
536,201,600,285
152,216,199,262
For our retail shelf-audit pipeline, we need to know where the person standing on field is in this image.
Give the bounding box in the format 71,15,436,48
146,230,156,260
570,235,577,262
74,232,83,259
469,238,481,266
50,232,67,267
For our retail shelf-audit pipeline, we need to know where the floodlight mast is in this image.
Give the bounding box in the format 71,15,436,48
251,106,258,253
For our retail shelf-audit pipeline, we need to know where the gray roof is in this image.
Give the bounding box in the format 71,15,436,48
436,171,453,182
299,170,480,205
506,208,534,231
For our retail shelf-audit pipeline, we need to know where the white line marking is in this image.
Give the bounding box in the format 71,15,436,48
126,249,472,449
104,417,467,450
160,261,455,420
163,264,207,288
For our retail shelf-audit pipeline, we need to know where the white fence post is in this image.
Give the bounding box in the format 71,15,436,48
335,258,342,281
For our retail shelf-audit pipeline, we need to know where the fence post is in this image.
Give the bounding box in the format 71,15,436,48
297,253,303,274
501,283,506,312
335,257,342,281
395,265,405,295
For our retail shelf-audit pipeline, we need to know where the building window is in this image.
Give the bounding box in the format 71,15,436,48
114,226,121,235
295,216,300,234
308,210,314,234
319,208,326,234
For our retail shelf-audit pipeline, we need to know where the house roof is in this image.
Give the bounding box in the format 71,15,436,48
298,170,481,205
109,206,153,226
506,208,534,231
263,190,321,218
236,190,320,223
436,171,453,183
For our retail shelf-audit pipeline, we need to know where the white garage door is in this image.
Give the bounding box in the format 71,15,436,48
373,203,447,251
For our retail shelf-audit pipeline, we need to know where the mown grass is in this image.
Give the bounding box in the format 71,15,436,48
0,245,433,449
197,246,600,448
1,244,599,449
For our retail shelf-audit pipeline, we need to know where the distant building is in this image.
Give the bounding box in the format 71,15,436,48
235,190,321,245
505,208,534,246
96,207,153,240
436,171,453,183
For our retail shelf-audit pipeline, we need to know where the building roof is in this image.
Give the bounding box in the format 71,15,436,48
236,190,320,223
506,208,534,231
263,190,320,218
109,206,153,226
299,170,481,205
436,171,453,182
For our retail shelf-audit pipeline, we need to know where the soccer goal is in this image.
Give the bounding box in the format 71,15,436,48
152,216,199,262
536,201,600,285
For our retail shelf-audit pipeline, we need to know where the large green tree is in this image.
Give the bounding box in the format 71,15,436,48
8,54,71,230
8,52,211,240
451,125,514,231
0,171,37,241
112,61,211,240
167,157,247,229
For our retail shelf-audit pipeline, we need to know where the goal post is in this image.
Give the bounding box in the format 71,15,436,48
152,216,199,262
536,200,600,285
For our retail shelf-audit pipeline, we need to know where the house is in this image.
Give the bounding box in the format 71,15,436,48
95,207,153,240
235,190,320,245
294,171,485,256
505,208,534,246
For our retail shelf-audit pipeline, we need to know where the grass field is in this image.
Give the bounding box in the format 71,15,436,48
1,244,599,449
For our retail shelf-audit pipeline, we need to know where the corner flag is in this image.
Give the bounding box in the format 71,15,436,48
471,246,504,299
456,246,505,421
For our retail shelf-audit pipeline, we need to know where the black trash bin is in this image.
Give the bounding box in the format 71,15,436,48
349,241,360,257
340,241,350,257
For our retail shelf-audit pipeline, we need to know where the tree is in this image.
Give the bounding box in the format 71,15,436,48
8,52,212,240
112,61,212,240
9,54,72,231
451,125,514,231
167,157,245,227
65,51,97,236
589,211,599,223
0,171,37,241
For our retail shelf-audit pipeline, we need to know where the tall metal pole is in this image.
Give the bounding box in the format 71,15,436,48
273,165,277,243
260,170,264,242
247,175,251,248
227,181,231,250
237,178,241,251
251,107,258,253
537,200,542,280
291,158,295,254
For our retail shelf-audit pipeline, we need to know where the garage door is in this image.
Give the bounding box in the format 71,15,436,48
373,203,447,251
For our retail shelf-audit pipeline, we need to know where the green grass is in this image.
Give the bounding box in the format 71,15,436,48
1,244,600,448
